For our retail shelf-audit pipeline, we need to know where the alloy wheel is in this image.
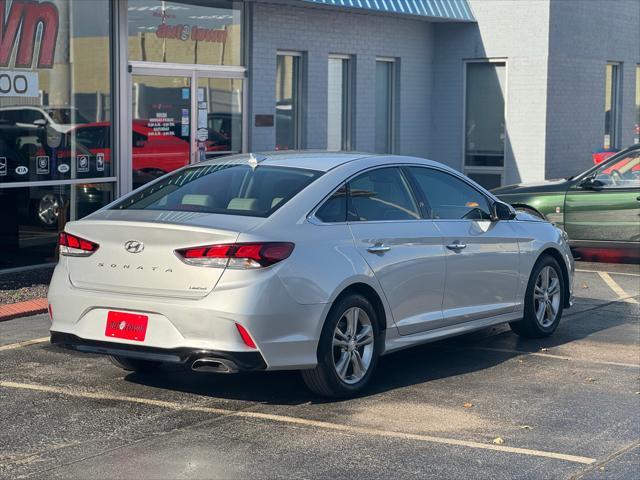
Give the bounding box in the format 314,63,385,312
533,265,561,328
332,307,375,384
38,193,61,226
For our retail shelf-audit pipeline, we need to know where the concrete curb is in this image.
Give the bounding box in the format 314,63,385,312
0,298,48,322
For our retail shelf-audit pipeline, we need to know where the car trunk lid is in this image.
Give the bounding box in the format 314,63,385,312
65,213,263,298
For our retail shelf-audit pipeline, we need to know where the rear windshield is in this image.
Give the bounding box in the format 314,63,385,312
112,163,322,217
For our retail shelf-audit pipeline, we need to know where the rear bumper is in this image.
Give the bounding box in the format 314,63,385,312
50,331,267,371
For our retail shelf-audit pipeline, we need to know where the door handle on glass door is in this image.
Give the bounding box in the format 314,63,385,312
446,242,467,251
367,244,391,254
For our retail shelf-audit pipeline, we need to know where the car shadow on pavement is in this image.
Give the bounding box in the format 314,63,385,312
124,294,635,405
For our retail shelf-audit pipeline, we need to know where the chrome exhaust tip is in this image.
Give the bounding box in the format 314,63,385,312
191,357,238,374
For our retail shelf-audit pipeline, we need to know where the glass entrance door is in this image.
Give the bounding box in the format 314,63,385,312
129,69,244,189
131,74,192,189
195,76,243,161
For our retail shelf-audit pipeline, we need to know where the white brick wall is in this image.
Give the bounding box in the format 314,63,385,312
249,2,434,155
430,0,552,184
545,0,640,178
248,0,639,184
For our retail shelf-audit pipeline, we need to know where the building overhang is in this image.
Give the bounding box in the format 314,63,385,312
298,0,476,22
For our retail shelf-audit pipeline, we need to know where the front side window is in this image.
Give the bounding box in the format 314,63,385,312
115,164,321,217
464,61,506,190
407,167,492,220
604,63,621,149
593,151,640,188
347,168,419,222
276,54,302,150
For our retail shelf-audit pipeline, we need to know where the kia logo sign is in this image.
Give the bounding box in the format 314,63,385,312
15,165,28,175
124,240,144,254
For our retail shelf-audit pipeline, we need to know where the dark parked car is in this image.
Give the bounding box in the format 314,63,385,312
493,144,640,253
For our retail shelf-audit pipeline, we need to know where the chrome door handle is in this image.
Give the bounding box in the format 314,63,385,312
446,242,467,251
367,244,391,254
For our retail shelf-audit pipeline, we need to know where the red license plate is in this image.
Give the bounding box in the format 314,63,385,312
105,311,148,342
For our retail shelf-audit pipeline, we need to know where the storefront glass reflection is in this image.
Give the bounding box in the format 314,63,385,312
197,77,242,160
128,0,243,66
0,184,112,269
0,0,114,268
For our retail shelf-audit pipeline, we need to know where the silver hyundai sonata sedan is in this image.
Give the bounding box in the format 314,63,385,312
49,152,574,397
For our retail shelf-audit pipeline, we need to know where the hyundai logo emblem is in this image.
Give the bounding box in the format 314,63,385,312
124,240,144,254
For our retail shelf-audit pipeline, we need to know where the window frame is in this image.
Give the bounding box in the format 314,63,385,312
276,51,304,151
374,58,397,154
327,54,353,151
604,62,622,149
462,58,508,189
308,164,498,225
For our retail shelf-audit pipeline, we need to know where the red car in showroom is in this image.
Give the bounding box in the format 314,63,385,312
71,121,231,186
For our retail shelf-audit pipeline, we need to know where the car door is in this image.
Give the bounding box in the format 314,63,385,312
347,167,447,335
565,151,640,243
405,166,521,326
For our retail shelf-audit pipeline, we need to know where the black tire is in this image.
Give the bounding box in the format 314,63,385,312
510,255,565,338
108,355,162,372
301,294,380,398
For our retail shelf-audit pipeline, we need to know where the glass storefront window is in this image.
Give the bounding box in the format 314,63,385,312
375,60,395,154
128,0,243,66
327,56,352,151
276,54,302,150
0,183,112,269
604,63,620,149
464,61,506,188
0,0,113,269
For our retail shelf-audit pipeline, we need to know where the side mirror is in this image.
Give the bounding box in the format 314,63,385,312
33,119,47,127
578,176,604,190
492,201,517,221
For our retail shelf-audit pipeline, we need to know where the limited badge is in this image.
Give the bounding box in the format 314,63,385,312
77,155,89,173
0,157,6,176
36,155,50,174
96,153,105,172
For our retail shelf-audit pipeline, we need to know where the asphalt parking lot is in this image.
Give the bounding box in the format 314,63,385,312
1,262,638,479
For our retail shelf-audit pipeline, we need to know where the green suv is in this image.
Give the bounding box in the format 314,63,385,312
492,144,640,252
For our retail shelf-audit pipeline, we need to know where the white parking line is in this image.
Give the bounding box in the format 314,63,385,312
0,337,49,352
0,380,596,465
470,347,639,369
597,272,639,304
576,269,640,277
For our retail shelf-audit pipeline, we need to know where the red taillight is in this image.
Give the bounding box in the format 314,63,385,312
48,304,53,321
175,242,294,269
58,232,99,257
236,323,257,349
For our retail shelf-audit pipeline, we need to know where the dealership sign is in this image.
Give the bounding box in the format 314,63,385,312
156,23,228,43
0,0,59,69
0,70,38,97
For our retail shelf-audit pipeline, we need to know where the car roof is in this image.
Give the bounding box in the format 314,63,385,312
198,151,386,172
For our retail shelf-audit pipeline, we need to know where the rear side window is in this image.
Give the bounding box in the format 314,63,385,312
315,184,347,222
347,167,420,221
114,164,322,217
407,167,492,220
